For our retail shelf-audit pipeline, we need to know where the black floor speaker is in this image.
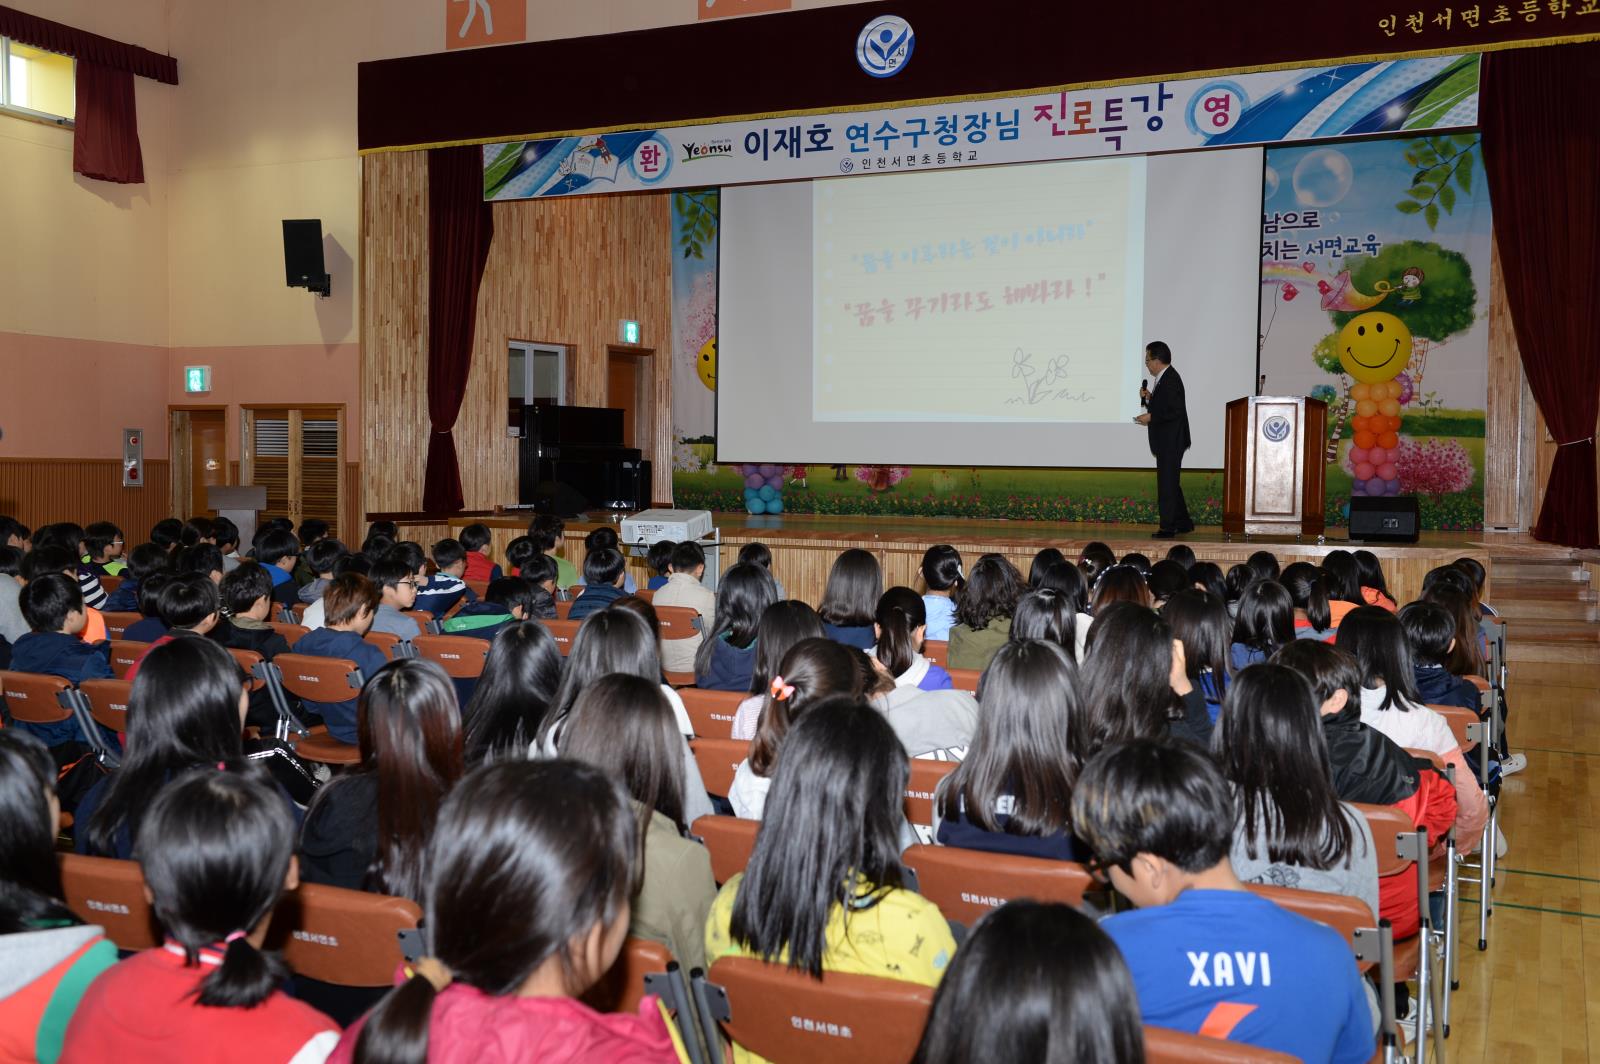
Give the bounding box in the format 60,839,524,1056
1348,495,1420,543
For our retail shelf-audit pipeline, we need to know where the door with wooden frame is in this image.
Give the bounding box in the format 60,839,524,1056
606,346,654,453
170,407,228,520
241,406,344,533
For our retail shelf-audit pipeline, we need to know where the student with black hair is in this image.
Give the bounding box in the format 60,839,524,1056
62,768,339,1061
212,516,243,572
1281,560,1338,641
173,539,225,584
561,674,718,973
217,561,292,660
1189,559,1227,602
327,760,679,1062
33,523,108,611
148,517,184,554
1009,587,1086,665
0,516,30,550
1223,563,1254,617
1088,564,1153,613
654,540,716,675
1078,541,1116,583
299,537,349,606
1213,664,1379,920
574,526,637,594
1080,601,1213,755
123,572,223,682
912,902,1143,1064
1146,558,1190,607
707,701,955,1041
0,731,120,1061
527,513,580,588
693,561,778,691
737,541,785,597
1119,551,1153,575
178,516,216,549
1400,600,1482,712
300,660,463,898
292,574,390,744
301,552,371,630
817,548,883,650
367,557,422,640
934,640,1084,860
730,601,826,740
1028,561,1094,661
1162,588,1232,717
1164,542,1197,569
1027,547,1067,587
414,537,476,617
947,553,1023,671
513,553,560,620
9,573,113,750
359,532,395,566
1246,549,1281,584
255,528,303,608
103,542,168,612
441,576,532,641
461,621,564,762
1355,550,1396,611
1074,739,1374,1063
644,538,676,590
872,586,953,691
1230,578,1295,669
122,570,172,643
919,544,964,641
568,549,628,620
83,521,126,576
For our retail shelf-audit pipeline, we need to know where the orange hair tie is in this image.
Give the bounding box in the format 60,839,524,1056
770,675,796,702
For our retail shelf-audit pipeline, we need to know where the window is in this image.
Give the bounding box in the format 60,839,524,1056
509,341,568,406
2,38,75,124
242,406,345,533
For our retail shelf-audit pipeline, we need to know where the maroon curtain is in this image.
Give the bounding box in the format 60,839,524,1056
1482,44,1600,548
0,5,178,84
422,146,495,513
72,60,144,184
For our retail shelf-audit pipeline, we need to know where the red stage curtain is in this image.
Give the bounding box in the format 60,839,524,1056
1482,43,1600,548
422,145,495,513
72,60,144,184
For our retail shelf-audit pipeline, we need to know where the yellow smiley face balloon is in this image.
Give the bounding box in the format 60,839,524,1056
1337,311,1411,384
697,336,717,390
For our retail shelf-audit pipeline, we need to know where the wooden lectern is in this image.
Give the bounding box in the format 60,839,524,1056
1223,396,1327,539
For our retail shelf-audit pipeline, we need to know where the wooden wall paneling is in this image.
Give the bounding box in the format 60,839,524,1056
0,459,174,536
1485,238,1527,529
343,462,363,546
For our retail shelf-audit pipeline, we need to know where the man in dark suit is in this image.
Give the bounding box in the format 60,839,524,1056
1134,341,1193,538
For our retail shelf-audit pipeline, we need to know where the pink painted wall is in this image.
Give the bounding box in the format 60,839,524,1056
165,343,363,462
0,332,171,459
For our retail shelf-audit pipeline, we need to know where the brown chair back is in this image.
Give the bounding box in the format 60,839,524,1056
364,631,405,661
465,579,491,601
691,815,760,885
904,759,957,827
411,634,489,678
1352,803,1417,878
78,678,133,733
100,611,140,638
268,882,421,987
225,647,267,691
1144,1026,1298,1063
923,639,949,666
1245,883,1377,954
108,640,148,679
634,587,656,603
400,609,437,632
655,604,701,640
269,621,311,646
947,667,981,693
584,936,675,1016
681,688,745,739
691,737,747,799
1428,703,1480,752
0,671,75,724
901,844,1093,926
554,599,575,620
271,653,364,703
543,618,581,654
293,731,362,766
59,854,162,950
702,956,933,1064
98,575,123,597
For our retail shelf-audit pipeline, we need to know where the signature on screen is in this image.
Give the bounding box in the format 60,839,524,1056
1007,348,1095,406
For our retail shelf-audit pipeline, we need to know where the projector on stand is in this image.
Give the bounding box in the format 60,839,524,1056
620,509,714,547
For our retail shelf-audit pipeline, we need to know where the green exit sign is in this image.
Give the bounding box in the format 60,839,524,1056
619,319,641,345
184,366,211,393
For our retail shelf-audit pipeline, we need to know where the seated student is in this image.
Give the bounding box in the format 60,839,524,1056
645,539,675,591
948,554,1026,672
1336,606,1491,852
818,548,883,650
1355,550,1398,611
124,573,222,682
737,541,786,598
692,562,778,692
34,524,109,611
707,701,955,1064
1145,559,1191,608
216,562,292,660
860,645,978,764
1189,559,1227,602
561,674,718,973
148,517,183,555
731,601,826,741
912,902,1144,1064
1401,600,1484,713
1223,563,1254,617
21,546,109,643
568,548,629,620
367,557,422,640
1080,602,1213,755
359,532,394,566
461,622,564,763
1028,562,1094,662
9,573,113,750
62,769,339,1062
575,526,638,593
527,513,580,589
414,537,476,617
1028,547,1067,587
0,731,120,1063
919,544,964,642
211,516,243,572
1246,549,1281,584
1073,739,1375,1064
458,523,503,585
1421,568,1489,678
1078,541,1116,584
1090,565,1153,613
301,553,371,630
654,540,717,675
516,553,560,620
179,516,216,549
872,586,953,690
1282,561,1340,641
294,519,330,586
729,638,861,820
934,639,1084,860
254,527,303,608
1272,641,1457,939
0,545,26,647
103,542,167,612
1161,589,1232,720
1321,551,1370,623
442,576,533,641
83,521,126,576
0,516,30,551
174,543,225,586
121,570,172,643
503,534,536,579
1229,578,1294,669
291,574,391,744
1118,552,1152,577
1213,664,1380,921
326,760,679,1064
298,538,347,606
300,660,462,898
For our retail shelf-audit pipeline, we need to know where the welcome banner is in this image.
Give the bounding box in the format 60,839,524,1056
485,55,1480,201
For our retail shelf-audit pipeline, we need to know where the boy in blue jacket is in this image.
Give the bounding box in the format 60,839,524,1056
1399,601,1481,712
289,572,390,744
8,573,113,749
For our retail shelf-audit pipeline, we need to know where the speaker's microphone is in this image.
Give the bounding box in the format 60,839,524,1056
1139,379,1150,408
1257,374,1267,395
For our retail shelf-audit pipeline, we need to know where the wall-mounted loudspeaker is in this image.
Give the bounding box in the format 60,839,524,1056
282,219,331,297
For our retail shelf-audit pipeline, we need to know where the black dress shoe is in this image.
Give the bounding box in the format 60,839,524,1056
1151,530,1177,539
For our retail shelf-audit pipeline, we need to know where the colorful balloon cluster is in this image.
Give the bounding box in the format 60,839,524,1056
739,464,786,514
1346,377,1408,497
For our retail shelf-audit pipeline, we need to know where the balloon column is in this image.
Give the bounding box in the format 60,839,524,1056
1335,311,1413,499
739,464,786,514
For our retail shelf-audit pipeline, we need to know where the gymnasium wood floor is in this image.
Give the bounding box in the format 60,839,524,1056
1449,657,1598,1062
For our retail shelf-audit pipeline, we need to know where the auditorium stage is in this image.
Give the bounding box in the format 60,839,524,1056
421,512,1568,609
